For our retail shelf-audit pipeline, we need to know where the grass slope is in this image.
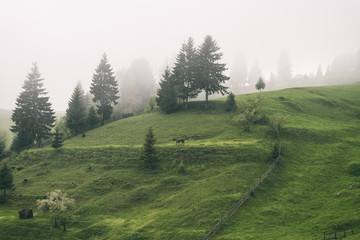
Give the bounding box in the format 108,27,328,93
214,84,360,239
1,83,360,239
0,102,273,239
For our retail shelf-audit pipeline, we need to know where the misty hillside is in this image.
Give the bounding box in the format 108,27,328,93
1,83,360,239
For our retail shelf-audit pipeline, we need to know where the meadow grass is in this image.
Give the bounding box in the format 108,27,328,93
214,84,360,239
1,83,360,239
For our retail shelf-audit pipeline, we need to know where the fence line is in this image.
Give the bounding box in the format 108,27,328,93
202,149,280,240
313,227,359,240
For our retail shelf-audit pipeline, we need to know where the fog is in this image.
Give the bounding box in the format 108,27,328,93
0,0,359,111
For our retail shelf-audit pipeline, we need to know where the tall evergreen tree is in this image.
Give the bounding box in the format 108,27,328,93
90,53,119,125
87,105,101,129
116,58,156,115
173,37,200,109
0,162,14,202
11,63,55,150
198,35,229,109
65,82,87,135
156,67,178,113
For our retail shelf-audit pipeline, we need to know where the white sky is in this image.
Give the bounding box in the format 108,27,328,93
0,0,359,111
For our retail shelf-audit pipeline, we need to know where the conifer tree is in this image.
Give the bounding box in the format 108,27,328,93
255,77,266,92
90,53,119,125
225,92,237,112
173,37,200,109
140,127,158,170
87,105,101,129
65,83,87,135
0,162,14,202
51,127,64,149
11,63,55,150
156,67,178,113
198,35,229,109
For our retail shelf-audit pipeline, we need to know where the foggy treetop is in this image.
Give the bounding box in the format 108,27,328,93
0,0,359,111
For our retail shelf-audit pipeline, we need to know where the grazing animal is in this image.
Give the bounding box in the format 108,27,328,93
173,138,185,145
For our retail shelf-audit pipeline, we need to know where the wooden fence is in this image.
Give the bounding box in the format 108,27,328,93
202,152,280,240
313,227,359,240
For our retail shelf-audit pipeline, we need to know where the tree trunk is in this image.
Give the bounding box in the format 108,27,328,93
185,97,188,110
205,90,209,110
63,222,66,231
3,189,5,201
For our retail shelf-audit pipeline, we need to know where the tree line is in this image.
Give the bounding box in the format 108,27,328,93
156,35,229,112
10,53,118,151
8,35,232,150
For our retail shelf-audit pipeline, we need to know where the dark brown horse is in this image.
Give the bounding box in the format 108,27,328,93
173,138,185,145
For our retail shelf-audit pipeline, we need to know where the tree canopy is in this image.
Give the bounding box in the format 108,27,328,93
173,37,200,109
198,35,229,109
90,53,119,125
11,63,55,150
255,77,266,92
65,82,87,135
156,67,178,113
140,127,158,170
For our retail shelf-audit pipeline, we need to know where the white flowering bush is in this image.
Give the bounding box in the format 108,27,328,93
37,189,75,231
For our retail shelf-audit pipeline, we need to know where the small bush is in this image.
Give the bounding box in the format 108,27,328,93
346,161,360,176
225,92,237,112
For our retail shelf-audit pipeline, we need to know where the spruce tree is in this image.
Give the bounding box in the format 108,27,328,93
140,127,158,170
156,67,178,113
255,77,265,92
90,53,119,125
173,37,200,109
87,105,101,129
198,35,229,109
0,162,14,202
65,83,87,135
225,92,237,112
11,63,55,150
51,127,64,149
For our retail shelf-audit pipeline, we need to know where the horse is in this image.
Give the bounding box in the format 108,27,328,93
172,138,185,145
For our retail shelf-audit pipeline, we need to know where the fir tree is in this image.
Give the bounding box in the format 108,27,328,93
90,53,119,125
87,105,101,129
198,35,229,109
255,77,265,92
11,63,55,150
51,127,64,149
225,92,237,112
65,83,87,135
156,67,178,113
140,127,158,170
0,162,14,202
173,37,200,109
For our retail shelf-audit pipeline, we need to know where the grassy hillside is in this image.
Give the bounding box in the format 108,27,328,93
0,101,273,239
1,83,360,239
215,84,360,239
